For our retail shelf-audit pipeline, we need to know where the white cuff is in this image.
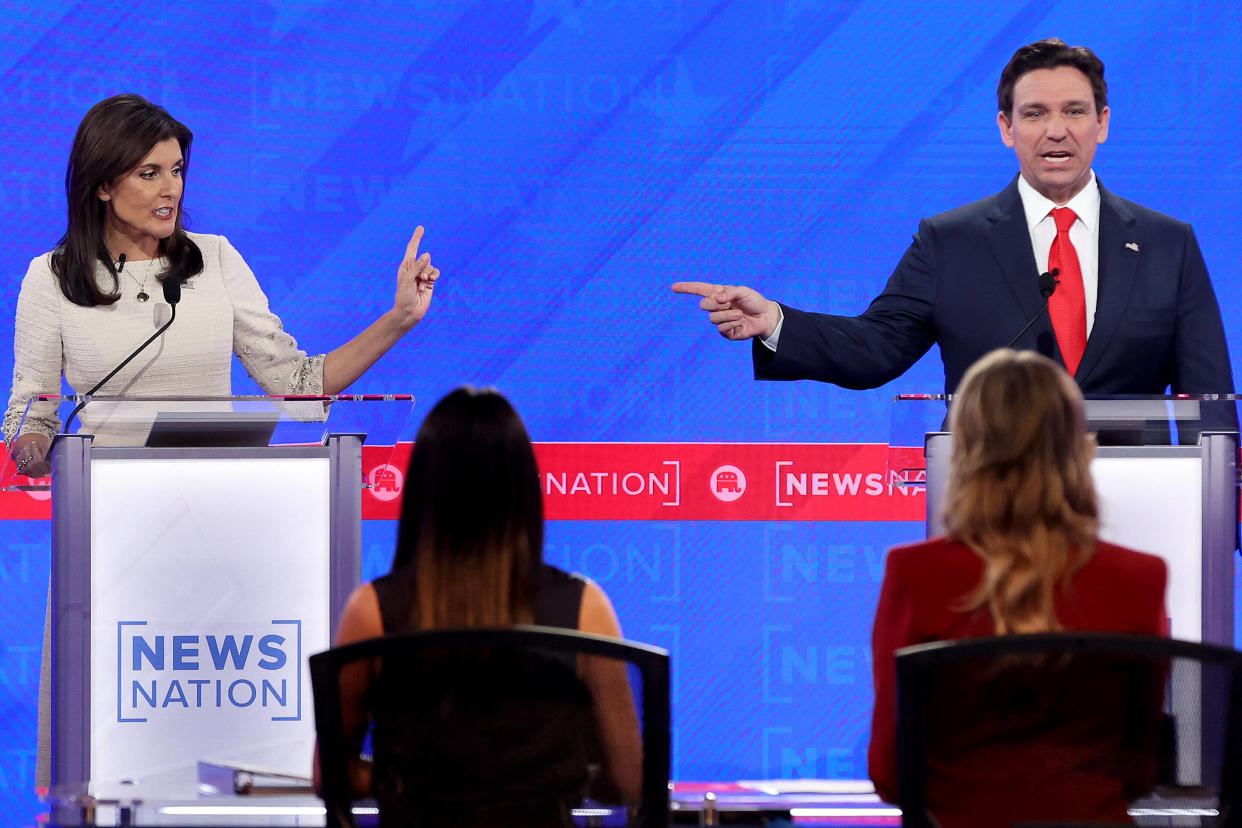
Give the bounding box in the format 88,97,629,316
760,306,785,351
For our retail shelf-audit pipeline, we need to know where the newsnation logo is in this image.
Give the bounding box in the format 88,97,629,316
116,620,302,723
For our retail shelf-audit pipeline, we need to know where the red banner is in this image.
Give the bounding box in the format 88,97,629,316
363,443,927,522
0,480,51,519
0,442,928,522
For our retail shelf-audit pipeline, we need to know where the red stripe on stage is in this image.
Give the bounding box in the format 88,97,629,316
362,443,928,522
6,441,1239,524
0,441,927,522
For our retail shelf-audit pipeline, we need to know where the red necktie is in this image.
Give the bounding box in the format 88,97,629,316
1047,207,1086,376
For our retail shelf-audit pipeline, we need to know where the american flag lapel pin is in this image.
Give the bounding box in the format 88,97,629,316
1124,242,1140,252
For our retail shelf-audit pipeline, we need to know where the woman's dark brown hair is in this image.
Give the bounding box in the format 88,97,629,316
392,386,544,629
53,94,203,306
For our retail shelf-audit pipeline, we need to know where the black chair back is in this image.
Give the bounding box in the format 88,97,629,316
312,625,670,828
895,633,1242,828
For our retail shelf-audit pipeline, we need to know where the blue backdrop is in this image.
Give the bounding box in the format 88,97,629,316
1,2,1239,825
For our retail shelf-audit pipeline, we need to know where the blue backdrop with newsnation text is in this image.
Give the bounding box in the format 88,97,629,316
1,2,1240,825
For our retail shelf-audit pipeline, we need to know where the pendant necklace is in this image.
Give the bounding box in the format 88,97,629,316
127,259,158,303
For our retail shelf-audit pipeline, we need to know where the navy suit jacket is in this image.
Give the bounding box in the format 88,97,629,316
755,178,1234,395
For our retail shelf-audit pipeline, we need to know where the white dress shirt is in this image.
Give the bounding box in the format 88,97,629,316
1017,171,1101,337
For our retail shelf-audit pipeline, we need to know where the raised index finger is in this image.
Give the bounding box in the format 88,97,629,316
671,281,722,297
404,226,425,260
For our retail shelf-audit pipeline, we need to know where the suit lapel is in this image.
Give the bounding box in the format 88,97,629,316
1076,184,1139,384
985,179,1044,324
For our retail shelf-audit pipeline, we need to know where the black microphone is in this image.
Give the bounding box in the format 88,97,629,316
1004,268,1059,349
62,275,181,435
117,253,126,272
162,274,181,305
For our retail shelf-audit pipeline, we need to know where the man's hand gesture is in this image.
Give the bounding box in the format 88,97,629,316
672,282,781,341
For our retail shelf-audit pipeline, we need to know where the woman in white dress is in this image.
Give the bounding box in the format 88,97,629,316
5,93,440,472
6,93,442,790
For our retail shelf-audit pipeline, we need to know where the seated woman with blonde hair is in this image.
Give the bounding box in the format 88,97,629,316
316,386,641,826
868,349,1167,826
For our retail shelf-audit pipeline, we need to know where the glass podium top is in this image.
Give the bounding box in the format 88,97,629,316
889,394,1240,489
2,393,418,492
894,393,1241,401
893,393,1239,444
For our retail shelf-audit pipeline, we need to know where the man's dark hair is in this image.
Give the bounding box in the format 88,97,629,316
997,38,1107,118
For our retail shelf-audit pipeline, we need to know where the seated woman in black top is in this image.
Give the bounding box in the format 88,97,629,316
316,386,641,824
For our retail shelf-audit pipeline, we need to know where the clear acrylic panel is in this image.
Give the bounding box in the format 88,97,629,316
889,394,1240,491
2,393,418,492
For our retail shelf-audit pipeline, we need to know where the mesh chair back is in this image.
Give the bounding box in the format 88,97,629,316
312,625,670,828
895,633,1242,828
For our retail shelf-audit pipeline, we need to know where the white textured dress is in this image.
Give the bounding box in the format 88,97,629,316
3,233,325,445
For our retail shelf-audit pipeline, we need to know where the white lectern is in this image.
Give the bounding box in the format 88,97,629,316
17,394,416,796
902,396,1238,646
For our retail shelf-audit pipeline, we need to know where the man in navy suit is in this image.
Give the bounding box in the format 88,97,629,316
673,39,1234,396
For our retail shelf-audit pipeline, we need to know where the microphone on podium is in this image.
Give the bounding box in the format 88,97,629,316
162,273,181,305
1005,268,1060,350
62,274,183,434
154,272,181,327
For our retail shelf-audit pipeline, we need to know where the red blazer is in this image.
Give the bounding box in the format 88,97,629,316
868,537,1167,825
